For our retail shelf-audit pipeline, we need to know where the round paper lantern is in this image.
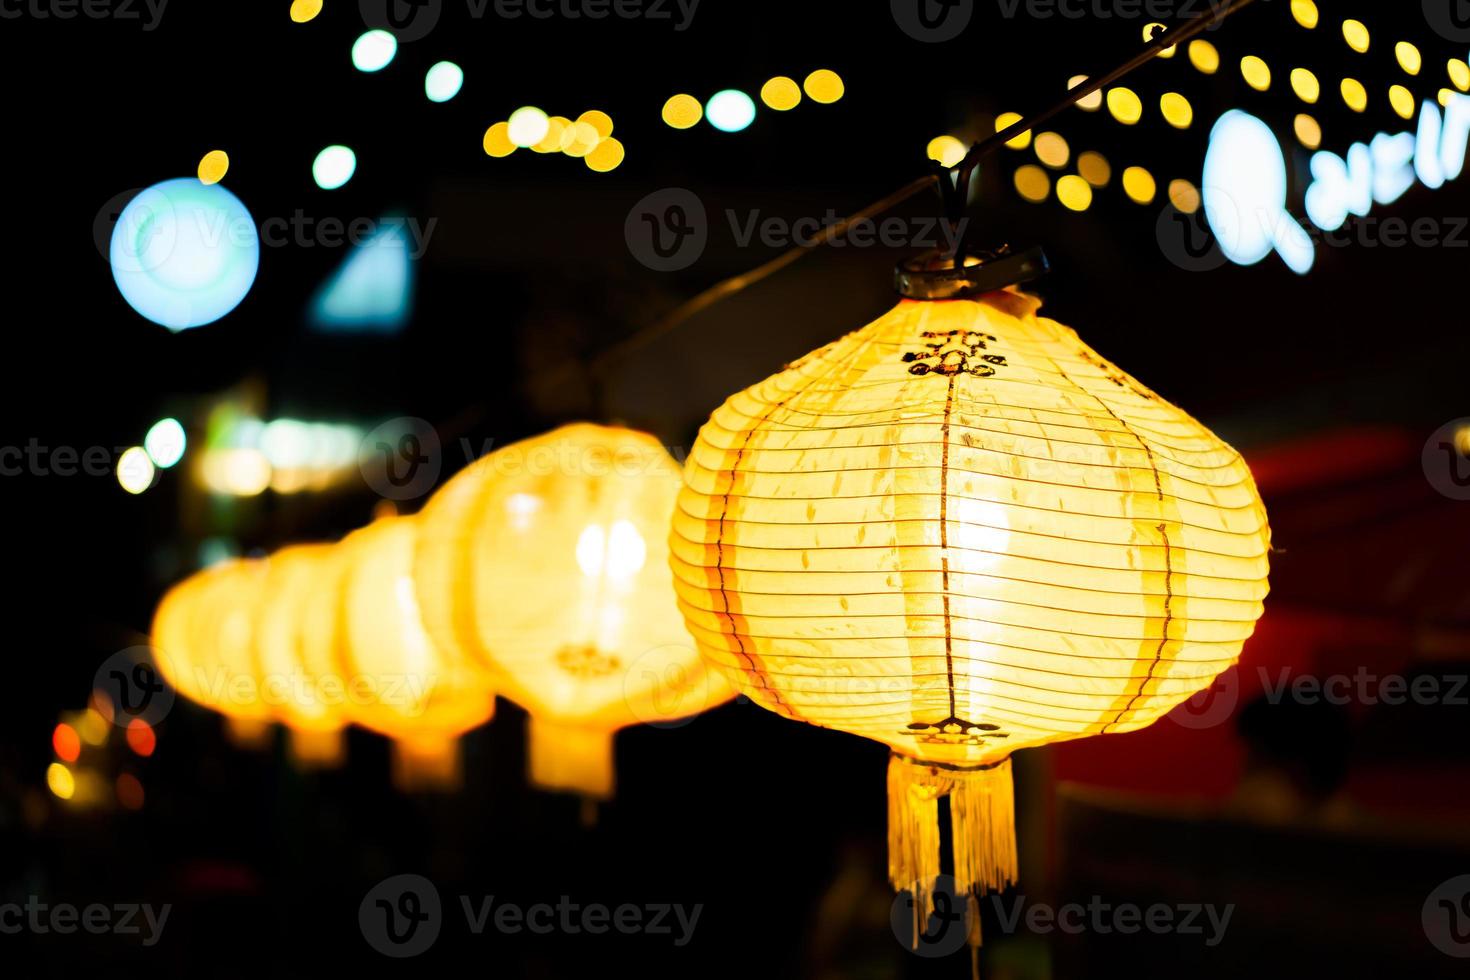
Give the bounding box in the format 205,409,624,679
416,423,734,798
152,558,275,737
338,515,494,790
671,290,1271,921
253,543,350,766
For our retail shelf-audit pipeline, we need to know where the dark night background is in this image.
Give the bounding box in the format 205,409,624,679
2,0,1469,976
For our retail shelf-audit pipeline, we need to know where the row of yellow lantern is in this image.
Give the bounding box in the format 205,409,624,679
152,514,495,787
154,291,1271,960
152,423,735,797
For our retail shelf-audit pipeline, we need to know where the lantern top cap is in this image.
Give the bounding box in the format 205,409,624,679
894,245,1048,301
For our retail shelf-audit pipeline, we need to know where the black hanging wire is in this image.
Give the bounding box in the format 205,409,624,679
589,0,1258,375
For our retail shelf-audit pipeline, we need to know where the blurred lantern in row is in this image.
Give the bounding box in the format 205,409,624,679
153,423,729,797
340,517,495,789
416,424,734,803
672,283,1272,956
152,518,494,787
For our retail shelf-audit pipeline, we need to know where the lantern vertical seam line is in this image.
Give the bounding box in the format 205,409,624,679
1040,348,1177,734
717,398,799,719
940,374,959,721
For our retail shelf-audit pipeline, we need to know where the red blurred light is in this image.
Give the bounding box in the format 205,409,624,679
52,723,81,763
125,719,156,757
116,773,144,810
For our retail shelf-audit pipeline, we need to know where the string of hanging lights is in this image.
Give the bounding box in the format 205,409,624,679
589,0,1260,374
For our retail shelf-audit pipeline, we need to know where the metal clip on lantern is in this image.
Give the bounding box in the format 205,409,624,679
895,245,1050,301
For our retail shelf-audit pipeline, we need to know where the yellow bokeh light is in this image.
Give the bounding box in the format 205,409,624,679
926,135,967,168
1441,88,1458,108
482,121,515,157
1290,68,1319,104
1290,0,1318,29
1122,166,1156,205
1068,75,1102,111
560,121,601,157
78,709,109,746
1189,40,1219,75
1159,92,1193,129
1168,179,1201,214
197,150,229,185
1397,42,1422,76
1343,19,1370,53
1013,165,1050,203
117,447,154,495
662,93,703,129
1389,85,1415,120
1450,59,1470,93
1034,132,1069,168
995,111,1031,150
760,76,802,111
585,137,625,172
533,117,570,154
1341,77,1367,112
1106,87,1143,125
1294,113,1322,149
1241,56,1271,92
289,0,322,23
578,110,614,139
1056,174,1093,212
47,763,75,800
1077,151,1111,187
803,69,845,104
1143,23,1176,58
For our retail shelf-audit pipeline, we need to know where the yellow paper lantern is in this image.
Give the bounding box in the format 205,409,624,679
671,290,1271,924
253,543,350,766
338,515,495,790
416,423,735,798
153,559,275,732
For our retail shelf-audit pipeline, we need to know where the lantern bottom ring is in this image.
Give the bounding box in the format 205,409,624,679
891,752,1012,774
894,245,1048,300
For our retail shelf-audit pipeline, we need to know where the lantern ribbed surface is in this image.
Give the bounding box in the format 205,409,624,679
671,291,1271,909
415,423,734,798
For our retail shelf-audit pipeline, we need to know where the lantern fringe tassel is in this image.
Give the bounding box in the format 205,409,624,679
287,728,346,769
391,736,464,793
528,717,615,800
888,753,1016,965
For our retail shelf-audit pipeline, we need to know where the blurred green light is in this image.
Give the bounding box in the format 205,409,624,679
425,61,464,103
144,418,187,468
